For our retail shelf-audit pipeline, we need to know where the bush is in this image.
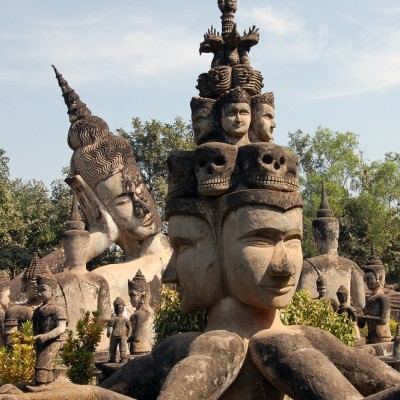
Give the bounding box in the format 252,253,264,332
281,290,356,346
61,311,103,384
153,286,207,345
0,321,36,384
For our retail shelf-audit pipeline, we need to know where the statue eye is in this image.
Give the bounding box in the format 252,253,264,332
115,196,131,206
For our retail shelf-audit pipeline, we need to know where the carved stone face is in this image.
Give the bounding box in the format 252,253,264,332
23,279,40,303
114,303,125,316
238,144,299,191
129,290,142,309
218,0,237,12
222,205,303,309
221,103,251,139
37,283,52,303
317,283,327,298
96,169,161,242
337,291,347,305
312,219,339,255
251,104,276,142
364,272,380,291
194,143,237,196
192,107,215,145
162,215,223,313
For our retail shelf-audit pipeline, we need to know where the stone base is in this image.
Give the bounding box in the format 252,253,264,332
2,379,134,399
368,341,394,357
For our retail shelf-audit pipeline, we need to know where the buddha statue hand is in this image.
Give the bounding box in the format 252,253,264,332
65,175,119,243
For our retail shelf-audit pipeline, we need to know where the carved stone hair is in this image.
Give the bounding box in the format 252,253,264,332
53,66,141,189
251,92,275,110
23,253,51,284
316,275,327,286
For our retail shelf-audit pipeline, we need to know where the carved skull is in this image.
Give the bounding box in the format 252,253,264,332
195,143,238,196
167,151,196,199
238,143,299,191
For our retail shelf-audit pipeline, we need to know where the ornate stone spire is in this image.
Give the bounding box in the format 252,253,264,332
52,65,92,124
128,270,149,293
365,244,386,278
317,181,335,218
65,192,85,231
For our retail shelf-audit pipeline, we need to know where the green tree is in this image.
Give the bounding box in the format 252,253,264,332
117,117,195,216
288,128,400,282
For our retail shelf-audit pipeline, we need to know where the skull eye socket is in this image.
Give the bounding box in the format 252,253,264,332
262,154,274,164
280,156,285,165
214,156,226,166
198,159,207,168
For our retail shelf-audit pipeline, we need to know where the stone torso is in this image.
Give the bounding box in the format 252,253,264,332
297,254,365,311
129,307,154,353
108,316,130,338
364,293,391,343
32,301,67,336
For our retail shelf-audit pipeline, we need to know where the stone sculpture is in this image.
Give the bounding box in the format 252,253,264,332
52,65,171,306
26,272,67,392
0,270,10,347
358,248,391,344
55,193,111,349
100,2,400,398
3,253,46,345
297,182,365,311
336,285,358,322
315,274,339,309
128,270,154,354
107,297,131,363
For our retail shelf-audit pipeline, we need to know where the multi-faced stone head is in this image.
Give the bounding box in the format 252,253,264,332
190,97,217,145
218,0,237,13
194,143,238,196
238,143,299,191
250,92,275,142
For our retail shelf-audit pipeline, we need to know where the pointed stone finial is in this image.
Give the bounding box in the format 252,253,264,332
366,244,384,269
316,181,334,218
65,192,85,231
52,65,92,123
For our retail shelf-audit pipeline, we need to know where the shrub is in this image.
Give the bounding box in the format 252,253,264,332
61,310,103,384
281,290,356,346
0,321,36,384
153,286,207,345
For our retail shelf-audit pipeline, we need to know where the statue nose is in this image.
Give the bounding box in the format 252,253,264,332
162,254,178,284
268,242,295,277
132,196,150,218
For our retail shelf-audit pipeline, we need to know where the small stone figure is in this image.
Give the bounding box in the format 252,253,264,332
4,253,46,346
128,270,154,354
336,285,357,322
107,297,131,363
26,273,67,392
358,249,391,344
315,274,339,310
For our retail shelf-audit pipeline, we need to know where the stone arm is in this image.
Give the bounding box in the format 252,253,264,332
125,318,132,339
297,325,400,397
158,330,247,400
107,319,115,338
249,328,363,400
350,265,366,311
34,319,67,344
65,175,119,261
100,332,201,398
358,295,391,327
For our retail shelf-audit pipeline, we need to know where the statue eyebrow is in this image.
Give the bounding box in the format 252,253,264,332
239,227,302,240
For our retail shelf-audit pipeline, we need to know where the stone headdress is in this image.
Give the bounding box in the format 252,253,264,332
312,181,339,242
363,245,386,284
52,66,141,189
23,253,51,285
128,270,149,295
113,296,125,307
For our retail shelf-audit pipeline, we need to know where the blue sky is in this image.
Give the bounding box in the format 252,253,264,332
1,0,399,188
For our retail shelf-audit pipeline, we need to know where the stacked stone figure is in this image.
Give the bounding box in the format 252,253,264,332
101,1,400,399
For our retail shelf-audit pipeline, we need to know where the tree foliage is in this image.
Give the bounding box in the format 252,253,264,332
288,128,400,283
61,311,103,385
117,117,195,216
0,149,72,276
281,290,356,346
153,286,207,345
